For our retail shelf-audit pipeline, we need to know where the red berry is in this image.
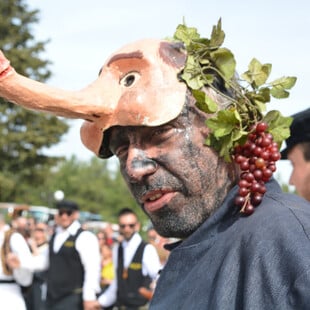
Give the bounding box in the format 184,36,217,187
263,168,273,179
251,193,263,206
258,184,267,194
235,196,246,207
253,169,263,180
253,146,262,156
244,203,255,215
235,154,245,164
240,160,250,171
239,179,250,188
244,172,255,182
239,187,249,197
256,122,268,133
255,158,265,169
251,182,261,193
260,137,272,147
260,150,269,160
270,152,281,161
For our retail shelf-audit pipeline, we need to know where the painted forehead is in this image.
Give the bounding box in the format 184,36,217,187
107,96,199,153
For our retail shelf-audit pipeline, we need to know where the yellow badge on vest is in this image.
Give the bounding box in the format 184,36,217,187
64,241,75,247
129,262,142,270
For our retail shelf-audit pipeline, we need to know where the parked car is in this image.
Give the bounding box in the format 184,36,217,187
0,202,29,220
28,205,57,223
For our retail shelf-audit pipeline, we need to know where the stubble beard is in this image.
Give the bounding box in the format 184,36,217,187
144,161,235,239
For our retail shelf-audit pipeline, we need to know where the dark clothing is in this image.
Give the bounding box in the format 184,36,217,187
46,293,82,310
25,242,48,310
117,241,151,308
150,179,310,310
116,306,148,310
26,270,47,310
47,228,84,309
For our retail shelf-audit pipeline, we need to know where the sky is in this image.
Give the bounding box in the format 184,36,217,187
25,0,309,186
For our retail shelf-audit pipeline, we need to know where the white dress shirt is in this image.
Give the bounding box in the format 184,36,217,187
33,220,101,301
98,232,161,307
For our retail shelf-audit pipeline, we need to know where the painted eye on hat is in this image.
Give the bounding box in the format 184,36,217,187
120,71,140,87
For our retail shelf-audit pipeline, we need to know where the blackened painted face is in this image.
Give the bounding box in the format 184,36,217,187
109,103,236,239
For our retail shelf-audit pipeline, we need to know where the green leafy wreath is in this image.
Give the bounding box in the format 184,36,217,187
172,19,296,162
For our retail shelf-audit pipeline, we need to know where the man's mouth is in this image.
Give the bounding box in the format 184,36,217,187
142,190,177,213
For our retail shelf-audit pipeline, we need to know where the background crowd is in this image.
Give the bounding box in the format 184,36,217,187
0,202,170,310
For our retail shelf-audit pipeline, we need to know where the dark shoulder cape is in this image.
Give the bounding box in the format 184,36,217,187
151,179,310,310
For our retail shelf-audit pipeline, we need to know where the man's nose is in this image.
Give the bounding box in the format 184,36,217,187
125,148,158,183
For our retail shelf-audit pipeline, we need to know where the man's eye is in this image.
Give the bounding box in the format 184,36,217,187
151,126,173,138
115,145,128,158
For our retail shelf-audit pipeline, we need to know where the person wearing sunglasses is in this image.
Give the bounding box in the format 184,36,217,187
97,208,161,310
30,200,101,310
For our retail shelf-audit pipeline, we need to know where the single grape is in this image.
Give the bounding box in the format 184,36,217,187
235,196,246,207
244,203,255,215
256,122,268,133
251,193,263,206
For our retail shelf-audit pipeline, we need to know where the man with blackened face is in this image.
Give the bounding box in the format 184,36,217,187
108,97,237,239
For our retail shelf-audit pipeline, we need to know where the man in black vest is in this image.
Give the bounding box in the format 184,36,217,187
46,200,101,310
97,208,161,310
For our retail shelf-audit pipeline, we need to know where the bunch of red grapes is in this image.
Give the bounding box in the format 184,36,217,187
233,122,281,215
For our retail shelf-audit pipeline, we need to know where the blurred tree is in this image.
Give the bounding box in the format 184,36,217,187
44,156,148,224
0,0,69,202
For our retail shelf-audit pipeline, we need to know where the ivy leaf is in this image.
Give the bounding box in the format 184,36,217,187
270,87,289,99
258,87,271,103
182,55,204,89
270,76,297,90
218,135,234,161
206,109,240,138
210,48,236,80
174,24,200,46
209,18,225,48
182,72,204,89
263,110,293,144
241,58,271,87
231,128,248,142
269,76,297,98
193,89,218,113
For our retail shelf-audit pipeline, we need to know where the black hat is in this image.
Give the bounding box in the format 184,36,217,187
281,108,310,159
56,200,79,211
